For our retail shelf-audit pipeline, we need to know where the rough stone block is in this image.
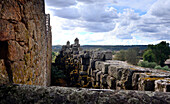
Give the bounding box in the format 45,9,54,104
114,67,146,90
89,59,99,70
155,79,170,92
1,0,21,21
81,58,89,65
8,40,24,61
101,62,110,74
81,65,88,71
108,65,121,79
92,70,99,78
72,47,78,51
73,51,79,55
96,71,102,81
92,52,104,60
95,61,102,70
0,19,15,41
0,59,9,85
138,77,165,91
87,68,92,75
132,73,141,90
104,51,112,60
107,76,116,89
15,22,28,43
84,52,90,58
100,74,108,85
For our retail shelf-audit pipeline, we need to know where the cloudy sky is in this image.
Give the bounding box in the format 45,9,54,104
45,0,170,45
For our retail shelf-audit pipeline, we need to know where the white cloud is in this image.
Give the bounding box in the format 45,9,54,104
149,0,170,18
45,0,77,8
79,4,118,23
45,0,170,45
50,7,81,19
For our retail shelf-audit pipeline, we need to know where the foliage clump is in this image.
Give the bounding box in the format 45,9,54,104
114,48,141,65
51,65,65,85
52,52,59,63
114,50,126,61
138,61,157,68
154,65,170,71
143,41,170,66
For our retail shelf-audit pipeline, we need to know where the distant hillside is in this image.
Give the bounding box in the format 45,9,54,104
52,45,147,52
52,45,62,52
81,45,147,51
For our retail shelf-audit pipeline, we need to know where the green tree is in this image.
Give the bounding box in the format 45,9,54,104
145,41,170,66
52,52,59,63
143,49,156,62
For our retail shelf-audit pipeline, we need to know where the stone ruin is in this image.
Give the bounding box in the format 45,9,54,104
0,0,170,103
55,38,170,92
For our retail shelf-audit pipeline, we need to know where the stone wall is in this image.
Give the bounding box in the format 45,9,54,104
0,0,51,86
0,84,170,104
55,39,170,92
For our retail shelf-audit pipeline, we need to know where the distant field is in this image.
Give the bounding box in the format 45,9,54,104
52,45,147,52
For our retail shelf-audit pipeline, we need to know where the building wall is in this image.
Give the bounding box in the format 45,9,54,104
0,0,51,86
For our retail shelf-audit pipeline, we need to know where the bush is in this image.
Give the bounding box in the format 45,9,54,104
51,65,65,80
114,50,126,61
138,61,149,67
112,51,115,55
143,49,156,62
126,48,139,65
148,62,157,68
154,65,162,69
138,61,157,68
162,66,170,71
154,65,170,71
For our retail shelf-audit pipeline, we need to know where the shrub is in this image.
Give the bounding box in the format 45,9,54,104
114,50,126,61
126,48,139,65
51,65,65,80
148,62,157,68
112,51,115,55
162,66,170,71
138,61,149,67
138,61,157,68
154,65,162,69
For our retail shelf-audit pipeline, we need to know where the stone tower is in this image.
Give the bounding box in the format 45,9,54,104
67,41,70,46
0,0,52,86
74,38,79,45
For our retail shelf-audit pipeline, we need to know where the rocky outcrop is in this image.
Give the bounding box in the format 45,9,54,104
0,84,170,104
0,0,51,86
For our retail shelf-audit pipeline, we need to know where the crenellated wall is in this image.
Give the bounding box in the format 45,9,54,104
0,0,52,86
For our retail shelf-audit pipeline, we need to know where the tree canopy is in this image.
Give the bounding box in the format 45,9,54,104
143,41,170,66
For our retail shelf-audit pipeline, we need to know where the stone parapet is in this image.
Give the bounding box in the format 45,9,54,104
0,84,170,104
